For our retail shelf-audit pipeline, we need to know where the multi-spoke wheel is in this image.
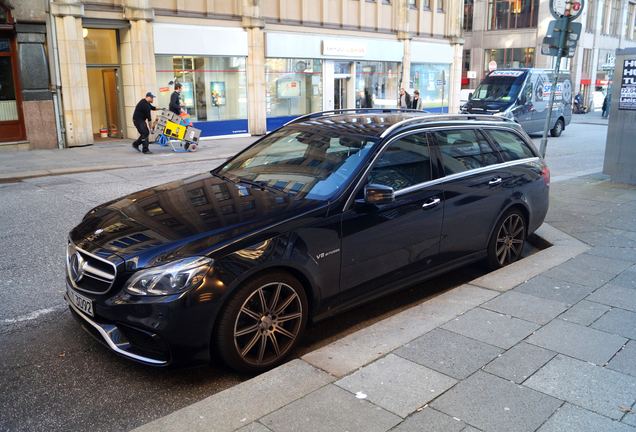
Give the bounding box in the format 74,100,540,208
487,209,526,270
215,272,308,373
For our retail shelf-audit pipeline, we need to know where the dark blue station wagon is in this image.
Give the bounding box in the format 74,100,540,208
65,110,550,372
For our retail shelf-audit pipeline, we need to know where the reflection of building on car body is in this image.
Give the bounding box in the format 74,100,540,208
461,68,572,137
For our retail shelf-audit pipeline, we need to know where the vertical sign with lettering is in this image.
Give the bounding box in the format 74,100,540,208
619,58,636,111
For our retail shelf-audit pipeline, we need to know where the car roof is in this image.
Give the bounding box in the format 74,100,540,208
286,109,517,139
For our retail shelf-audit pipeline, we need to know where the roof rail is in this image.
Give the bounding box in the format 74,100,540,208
379,114,516,138
284,108,428,126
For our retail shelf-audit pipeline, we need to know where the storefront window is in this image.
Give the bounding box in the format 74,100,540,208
487,0,538,30
155,55,247,122
355,61,401,108
484,48,535,71
0,57,17,121
410,63,451,112
84,29,118,65
265,58,322,118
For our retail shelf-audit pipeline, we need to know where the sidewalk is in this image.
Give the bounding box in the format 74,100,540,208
570,109,610,126
0,136,257,183
134,174,636,432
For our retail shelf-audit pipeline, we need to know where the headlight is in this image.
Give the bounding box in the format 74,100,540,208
125,257,213,296
494,110,514,119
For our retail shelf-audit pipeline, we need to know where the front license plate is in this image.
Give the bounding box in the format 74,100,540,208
67,286,94,317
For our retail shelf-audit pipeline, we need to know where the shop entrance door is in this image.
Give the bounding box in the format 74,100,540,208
0,7,25,142
84,28,123,140
334,78,348,110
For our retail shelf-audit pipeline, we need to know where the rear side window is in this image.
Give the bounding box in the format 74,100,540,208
487,129,536,161
433,129,502,175
368,133,432,191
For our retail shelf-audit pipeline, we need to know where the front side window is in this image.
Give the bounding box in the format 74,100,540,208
219,127,377,201
486,129,536,161
368,133,433,191
433,129,502,174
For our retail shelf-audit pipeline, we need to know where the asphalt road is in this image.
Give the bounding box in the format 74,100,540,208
0,121,608,432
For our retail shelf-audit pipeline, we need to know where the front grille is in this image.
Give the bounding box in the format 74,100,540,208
67,242,117,294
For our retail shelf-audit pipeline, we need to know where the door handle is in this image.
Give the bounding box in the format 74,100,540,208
488,177,503,186
421,197,441,209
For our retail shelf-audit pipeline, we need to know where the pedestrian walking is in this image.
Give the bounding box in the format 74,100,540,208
398,87,411,109
169,82,184,116
411,90,424,110
132,92,157,154
601,92,611,118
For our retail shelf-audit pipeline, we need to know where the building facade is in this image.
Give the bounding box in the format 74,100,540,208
8,0,466,149
0,0,59,151
462,0,636,109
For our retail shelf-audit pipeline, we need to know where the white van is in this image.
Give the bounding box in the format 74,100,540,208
461,69,572,137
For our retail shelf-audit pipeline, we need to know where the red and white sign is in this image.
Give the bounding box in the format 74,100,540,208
488,61,497,72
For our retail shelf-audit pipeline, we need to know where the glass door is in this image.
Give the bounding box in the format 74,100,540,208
334,78,348,110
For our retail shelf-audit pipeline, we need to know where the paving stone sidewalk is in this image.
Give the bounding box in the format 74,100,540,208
0,136,257,182
133,174,636,432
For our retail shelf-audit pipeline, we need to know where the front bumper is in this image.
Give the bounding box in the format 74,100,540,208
65,293,169,366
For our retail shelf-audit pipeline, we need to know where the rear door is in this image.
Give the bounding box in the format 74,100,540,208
430,128,510,262
339,131,444,300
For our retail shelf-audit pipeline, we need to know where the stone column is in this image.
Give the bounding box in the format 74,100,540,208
399,34,412,91
242,0,267,135
448,37,465,113
51,0,93,147
122,0,156,139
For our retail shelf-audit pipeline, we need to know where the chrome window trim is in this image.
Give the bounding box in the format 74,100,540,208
343,125,539,211
65,295,167,366
67,241,118,294
393,157,539,197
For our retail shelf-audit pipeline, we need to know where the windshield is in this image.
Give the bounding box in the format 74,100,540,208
471,71,527,103
217,127,377,201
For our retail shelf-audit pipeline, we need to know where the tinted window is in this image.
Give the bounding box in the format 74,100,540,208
219,128,377,201
487,129,536,161
368,133,432,191
433,129,501,175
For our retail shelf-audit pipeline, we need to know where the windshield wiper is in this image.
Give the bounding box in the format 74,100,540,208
235,177,285,194
210,171,237,184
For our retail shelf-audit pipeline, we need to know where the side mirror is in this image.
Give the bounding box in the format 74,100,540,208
364,184,395,205
468,92,473,100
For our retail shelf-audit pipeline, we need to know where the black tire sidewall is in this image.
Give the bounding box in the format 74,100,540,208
550,119,563,137
213,271,308,373
487,209,527,270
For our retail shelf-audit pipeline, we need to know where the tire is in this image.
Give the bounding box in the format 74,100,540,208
486,209,527,270
550,118,564,137
214,271,308,373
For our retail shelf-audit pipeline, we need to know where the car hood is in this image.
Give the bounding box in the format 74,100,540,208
462,99,510,113
69,172,327,269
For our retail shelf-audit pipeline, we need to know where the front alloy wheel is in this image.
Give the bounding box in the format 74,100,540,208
487,210,526,270
215,272,308,373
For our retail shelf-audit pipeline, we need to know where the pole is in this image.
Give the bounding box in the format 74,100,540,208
539,15,569,158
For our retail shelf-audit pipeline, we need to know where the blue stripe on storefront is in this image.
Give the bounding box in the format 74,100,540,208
266,116,298,132
424,106,450,113
193,119,249,137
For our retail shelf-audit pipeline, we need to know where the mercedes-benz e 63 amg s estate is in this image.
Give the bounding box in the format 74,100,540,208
65,110,549,372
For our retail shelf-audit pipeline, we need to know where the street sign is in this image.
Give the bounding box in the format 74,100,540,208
542,19,581,58
549,0,585,19
488,60,497,72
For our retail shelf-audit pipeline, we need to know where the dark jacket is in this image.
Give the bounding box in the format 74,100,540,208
169,91,182,115
132,99,156,123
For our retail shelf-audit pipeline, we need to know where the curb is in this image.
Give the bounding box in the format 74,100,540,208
0,154,234,184
132,223,589,432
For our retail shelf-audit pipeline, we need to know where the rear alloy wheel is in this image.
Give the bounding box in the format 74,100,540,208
487,210,526,270
215,272,308,373
550,118,564,137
